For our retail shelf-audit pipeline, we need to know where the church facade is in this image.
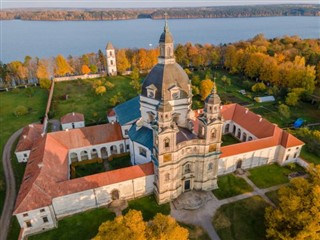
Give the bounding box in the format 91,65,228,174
14,21,304,238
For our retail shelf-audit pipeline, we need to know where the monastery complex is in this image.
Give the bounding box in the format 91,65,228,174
13,20,304,237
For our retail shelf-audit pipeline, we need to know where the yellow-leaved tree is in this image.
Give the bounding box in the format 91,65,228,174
54,54,73,76
116,49,130,74
200,79,215,100
81,64,91,75
93,210,189,240
265,164,320,240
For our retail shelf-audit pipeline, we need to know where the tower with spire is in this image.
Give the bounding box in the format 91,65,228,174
105,42,117,76
138,15,222,204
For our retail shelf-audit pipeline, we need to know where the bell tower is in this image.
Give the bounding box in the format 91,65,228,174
158,13,175,65
105,42,117,76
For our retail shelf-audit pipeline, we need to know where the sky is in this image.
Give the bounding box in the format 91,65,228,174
1,0,319,9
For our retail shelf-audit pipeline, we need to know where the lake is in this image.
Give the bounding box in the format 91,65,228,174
1,16,319,63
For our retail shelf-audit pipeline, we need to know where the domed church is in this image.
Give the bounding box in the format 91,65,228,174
14,19,304,237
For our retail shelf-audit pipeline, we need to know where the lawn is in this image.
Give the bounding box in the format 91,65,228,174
123,195,170,221
0,87,48,215
212,196,269,240
29,207,115,240
265,190,280,206
108,154,132,170
179,222,210,240
248,163,304,189
74,161,105,178
213,174,253,199
51,76,137,124
221,134,241,146
300,146,320,165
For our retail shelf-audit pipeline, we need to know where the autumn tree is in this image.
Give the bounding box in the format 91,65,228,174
251,82,266,93
7,61,28,84
95,86,106,95
221,75,231,90
278,104,290,119
39,78,51,89
130,67,141,93
36,59,49,80
146,213,189,240
94,210,188,240
94,210,146,240
90,64,98,73
200,79,214,100
116,49,130,74
265,165,320,240
137,48,148,71
110,92,125,106
54,54,73,76
81,64,91,75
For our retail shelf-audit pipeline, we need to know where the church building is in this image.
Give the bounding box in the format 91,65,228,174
14,20,304,238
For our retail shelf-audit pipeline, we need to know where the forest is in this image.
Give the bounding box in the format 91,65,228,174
1,4,319,21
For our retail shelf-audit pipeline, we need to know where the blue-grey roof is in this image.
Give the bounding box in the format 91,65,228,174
128,124,153,151
114,96,141,125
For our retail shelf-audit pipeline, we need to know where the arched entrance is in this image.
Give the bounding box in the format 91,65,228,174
100,147,108,159
236,159,242,169
111,189,120,200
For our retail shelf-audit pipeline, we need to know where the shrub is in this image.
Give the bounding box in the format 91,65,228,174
14,105,28,116
105,81,115,90
39,78,51,89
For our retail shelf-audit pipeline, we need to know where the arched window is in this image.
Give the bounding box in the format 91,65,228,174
208,162,213,170
184,164,191,174
165,173,170,182
211,129,216,139
164,138,170,148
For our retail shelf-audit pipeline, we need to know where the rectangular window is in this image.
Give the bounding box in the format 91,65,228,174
126,144,130,150
23,213,28,217
286,154,290,160
23,153,28,157
42,216,49,223
40,209,45,213
124,129,128,135
139,147,147,157
25,221,32,228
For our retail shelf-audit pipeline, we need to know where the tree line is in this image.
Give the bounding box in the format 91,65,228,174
1,4,319,21
1,34,319,102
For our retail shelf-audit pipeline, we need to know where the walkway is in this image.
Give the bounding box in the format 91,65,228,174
0,128,23,240
171,175,286,240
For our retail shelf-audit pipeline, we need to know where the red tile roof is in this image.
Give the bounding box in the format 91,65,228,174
16,124,43,152
49,123,124,149
220,104,304,157
14,123,153,214
60,112,84,124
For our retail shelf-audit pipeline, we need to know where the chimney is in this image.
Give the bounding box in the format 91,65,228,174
66,128,69,131
38,162,44,169
41,132,45,137
72,112,75,116
23,135,27,139
257,115,262,122
245,108,249,114
29,124,34,128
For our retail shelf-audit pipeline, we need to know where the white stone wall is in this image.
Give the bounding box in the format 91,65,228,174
106,50,117,75
218,145,278,175
52,175,154,218
107,115,117,123
130,141,152,165
16,206,57,236
61,121,85,130
15,150,30,163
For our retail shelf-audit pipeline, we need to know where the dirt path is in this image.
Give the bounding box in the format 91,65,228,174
0,128,23,240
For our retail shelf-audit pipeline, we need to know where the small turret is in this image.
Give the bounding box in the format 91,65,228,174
204,85,221,122
105,42,117,76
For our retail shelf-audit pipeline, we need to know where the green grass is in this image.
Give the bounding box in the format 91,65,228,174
108,155,132,170
51,76,137,124
0,87,48,215
265,190,280,206
7,217,21,240
179,222,211,240
248,163,304,189
29,208,115,240
300,146,320,165
74,162,105,178
123,195,170,221
213,196,269,240
212,174,253,199
221,134,241,146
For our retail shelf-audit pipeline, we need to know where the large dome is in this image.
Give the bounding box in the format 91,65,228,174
141,63,191,101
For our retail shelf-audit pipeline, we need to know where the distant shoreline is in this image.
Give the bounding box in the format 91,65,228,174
1,4,319,21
